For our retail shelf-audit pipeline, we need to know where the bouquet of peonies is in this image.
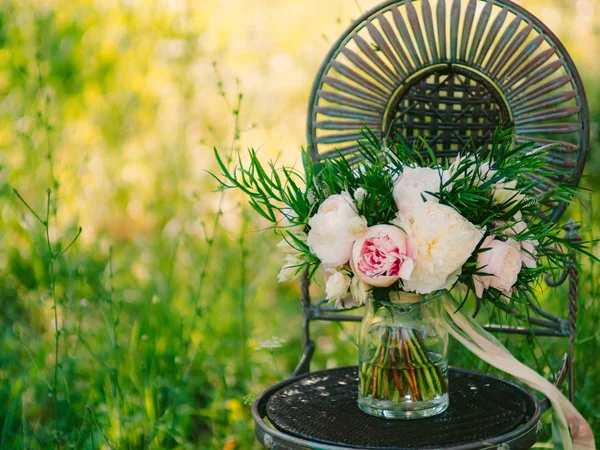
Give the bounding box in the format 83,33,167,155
214,127,595,447
216,128,580,311
295,146,540,307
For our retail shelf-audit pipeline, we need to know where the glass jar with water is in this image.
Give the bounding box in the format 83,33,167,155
358,291,449,419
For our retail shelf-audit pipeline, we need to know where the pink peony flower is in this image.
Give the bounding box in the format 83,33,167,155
473,235,523,298
497,212,538,269
351,225,416,287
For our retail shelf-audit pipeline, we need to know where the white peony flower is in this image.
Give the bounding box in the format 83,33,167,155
394,202,484,294
278,254,304,282
307,191,360,266
325,268,352,307
393,167,443,214
477,161,494,183
520,239,538,269
350,276,371,306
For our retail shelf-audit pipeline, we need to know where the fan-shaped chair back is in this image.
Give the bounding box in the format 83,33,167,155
307,0,588,221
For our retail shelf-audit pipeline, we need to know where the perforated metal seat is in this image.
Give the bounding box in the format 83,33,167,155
253,367,541,449
253,1,588,448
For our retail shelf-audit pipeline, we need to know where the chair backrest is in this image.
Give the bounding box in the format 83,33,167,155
299,0,588,403
307,0,588,221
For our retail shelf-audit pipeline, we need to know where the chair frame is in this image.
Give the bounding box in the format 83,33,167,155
252,1,590,448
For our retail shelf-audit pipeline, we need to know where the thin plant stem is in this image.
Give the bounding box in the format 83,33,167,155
389,330,405,397
58,227,83,257
78,336,111,369
12,189,45,225
42,190,60,440
37,68,57,193
183,70,243,380
106,247,122,445
334,321,359,347
270,350,282,380
239,209,249,381
30,50,61,441
13,188,82,445
14,189,59,441
88,406,114,450
15,332,51,390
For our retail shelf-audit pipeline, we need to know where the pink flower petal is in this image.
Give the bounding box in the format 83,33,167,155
473,274,485,298
351,225,414,287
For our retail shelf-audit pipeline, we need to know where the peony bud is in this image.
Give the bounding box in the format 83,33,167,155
325,269,352,307
353,188,367,208
278,254,304,282
350,276,371,306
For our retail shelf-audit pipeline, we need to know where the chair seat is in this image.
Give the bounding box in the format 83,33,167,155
252,366,541,449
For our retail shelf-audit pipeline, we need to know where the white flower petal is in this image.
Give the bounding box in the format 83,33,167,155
307,192,359,266
399,202,483,294
393,167,443,214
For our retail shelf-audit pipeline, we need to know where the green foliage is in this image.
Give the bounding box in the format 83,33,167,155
0,1,599,449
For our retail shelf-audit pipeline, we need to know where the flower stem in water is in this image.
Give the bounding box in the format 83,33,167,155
360,326,446,404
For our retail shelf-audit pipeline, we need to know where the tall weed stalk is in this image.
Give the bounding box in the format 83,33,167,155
182,64,245,381
13,190,82,444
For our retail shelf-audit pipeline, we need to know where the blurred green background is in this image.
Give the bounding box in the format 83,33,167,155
0,0,599,448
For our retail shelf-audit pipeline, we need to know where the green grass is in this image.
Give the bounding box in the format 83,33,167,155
0,0,599,448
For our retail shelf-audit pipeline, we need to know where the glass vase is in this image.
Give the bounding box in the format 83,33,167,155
358,291,449,419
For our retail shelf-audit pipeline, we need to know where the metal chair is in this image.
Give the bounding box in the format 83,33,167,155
253,0,588,448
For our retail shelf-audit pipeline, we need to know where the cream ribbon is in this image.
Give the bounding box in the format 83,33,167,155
442,297,595,450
